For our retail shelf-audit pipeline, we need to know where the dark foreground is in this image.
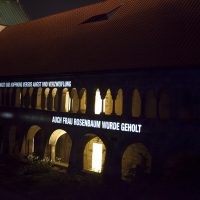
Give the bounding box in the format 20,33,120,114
0,155,199,200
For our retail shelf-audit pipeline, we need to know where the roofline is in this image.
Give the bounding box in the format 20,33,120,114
0,64,200,80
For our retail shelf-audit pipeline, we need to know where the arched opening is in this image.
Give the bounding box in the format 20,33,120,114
159,91,170,119
49,129,72,167
22,88,27,107
71,88,79,113
94,89,102,115
2,88,7,106
103,89,113,115
5,88,10,106
61,88,71,112
28,88,34,108
121,143,151,181
15,88,21,107
83,135,106,173
80,88,87,114
36,88,43,110
145,90,157,119
115,89,123,116
8,88,13,106
44,88,50,110
51,88,58,111
132,89,142,117
25,125,45,158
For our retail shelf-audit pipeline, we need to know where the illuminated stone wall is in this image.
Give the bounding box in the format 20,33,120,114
0,69,200,181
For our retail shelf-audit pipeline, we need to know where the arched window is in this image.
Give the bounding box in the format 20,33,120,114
115,89,123,116
145,90,157,118
61,88,71,112
71,88,79,113
8,88,13,106
80,88,87,114
15,88,21,107
94,89,102,115
103,89,113,115
51,88,58,111
132,89,141,117
29,88,34,108
44,88,50,110
159,91,170,119
36,88,43,110
122,143,151,181
2,88,8,106
22,88,27,107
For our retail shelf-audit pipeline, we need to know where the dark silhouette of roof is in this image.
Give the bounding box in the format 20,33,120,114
0,0,200,76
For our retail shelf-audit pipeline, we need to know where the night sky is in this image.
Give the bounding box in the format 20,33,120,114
20,0,102,19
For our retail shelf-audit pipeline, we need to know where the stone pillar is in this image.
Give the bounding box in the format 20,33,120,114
111,88,119,115
51,145,56,162
68,137,84,173
100,87,107,115
86,87,96,115
103,140,121,182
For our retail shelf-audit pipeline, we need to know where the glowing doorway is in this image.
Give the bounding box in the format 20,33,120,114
83,136,106,173
92,143,103,173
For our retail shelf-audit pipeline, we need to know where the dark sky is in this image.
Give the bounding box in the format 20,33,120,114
20,0,102,19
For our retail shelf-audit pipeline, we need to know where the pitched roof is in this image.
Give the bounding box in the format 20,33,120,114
0,0,29,25
0,0,200,76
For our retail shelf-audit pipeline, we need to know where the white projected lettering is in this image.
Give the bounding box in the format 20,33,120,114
0,81,72,88
52,116,142,133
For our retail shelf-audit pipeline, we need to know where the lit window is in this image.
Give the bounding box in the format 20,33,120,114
95,89,102,114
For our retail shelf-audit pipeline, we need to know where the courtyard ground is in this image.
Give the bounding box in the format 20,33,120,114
0,155,199,200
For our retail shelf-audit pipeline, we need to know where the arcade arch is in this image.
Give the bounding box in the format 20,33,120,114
61,88,71,112
71,88,79,113
44,88,50,110
80,88,87,114
94,89,102,114
23,125,45,158
132,89,142,117
49,129,72,167
115,89,123,116
36,88,43,110
145,90,157,118
22,88,27,107
28,88,34,108
83,135,106,173
103,89,113,115
121,143,151,181
8,88,13,106
15,88,21,107
51,88,58,111
159,91,170,119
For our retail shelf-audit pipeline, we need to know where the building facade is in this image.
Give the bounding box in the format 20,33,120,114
1,68,200,181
